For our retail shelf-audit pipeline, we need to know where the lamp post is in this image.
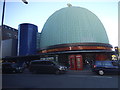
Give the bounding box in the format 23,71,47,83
1,0,6,27
1,0,28,26
0,0,6,60
0,0,28,59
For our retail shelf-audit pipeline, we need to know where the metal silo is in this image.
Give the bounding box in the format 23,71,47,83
18,23,38,56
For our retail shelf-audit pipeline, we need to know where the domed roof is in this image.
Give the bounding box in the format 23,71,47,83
40,6,109,49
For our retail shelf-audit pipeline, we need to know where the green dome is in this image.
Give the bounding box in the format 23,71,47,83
40,6,109,49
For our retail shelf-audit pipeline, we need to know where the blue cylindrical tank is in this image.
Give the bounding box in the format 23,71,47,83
18,23,38,56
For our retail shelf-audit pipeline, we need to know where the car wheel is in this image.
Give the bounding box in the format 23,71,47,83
98,70,104,75
19,70,23,73
13,70,16,73
32,70,37,74
55,70,60,75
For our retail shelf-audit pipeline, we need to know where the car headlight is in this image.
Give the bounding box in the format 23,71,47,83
16,67,21,70
59,66,66,70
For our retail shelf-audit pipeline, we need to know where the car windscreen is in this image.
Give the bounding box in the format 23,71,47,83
31,61,55,65
2,64,12,68
11,64,18,67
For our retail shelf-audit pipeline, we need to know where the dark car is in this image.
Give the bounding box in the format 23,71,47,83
2,62,24,73
16,62,26,72
92,60,120,75
29,60,68,74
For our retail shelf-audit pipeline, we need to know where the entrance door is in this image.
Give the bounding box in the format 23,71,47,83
69,55,83,70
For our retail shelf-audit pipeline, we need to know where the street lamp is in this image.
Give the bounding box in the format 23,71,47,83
1,0,28,26
0,0,28,59
22,0,28,4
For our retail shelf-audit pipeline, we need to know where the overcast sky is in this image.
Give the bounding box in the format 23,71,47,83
0,0,118,47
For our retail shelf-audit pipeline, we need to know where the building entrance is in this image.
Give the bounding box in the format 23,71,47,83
69,55,83,70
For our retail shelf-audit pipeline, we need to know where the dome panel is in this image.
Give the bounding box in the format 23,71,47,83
40,6,109,49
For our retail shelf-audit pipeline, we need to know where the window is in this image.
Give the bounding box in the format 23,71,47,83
112,61,120,66
3,64,11,67
40,61,53,65
95,62,102,65
103,62,112,66
5,26,8,29
7,33,12,38
12,64,17,67
14,35,17,38
46,61,54,65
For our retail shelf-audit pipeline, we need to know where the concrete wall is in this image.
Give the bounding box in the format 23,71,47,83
2,39,17,58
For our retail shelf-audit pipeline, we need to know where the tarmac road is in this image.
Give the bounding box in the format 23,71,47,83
2,69,120,89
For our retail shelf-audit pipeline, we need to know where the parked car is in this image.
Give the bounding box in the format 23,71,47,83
92,60,120,75
2,62,24,73
16,62,26,72
29,60,68,74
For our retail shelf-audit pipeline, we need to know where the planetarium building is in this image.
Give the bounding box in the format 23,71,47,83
37,6,113,70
